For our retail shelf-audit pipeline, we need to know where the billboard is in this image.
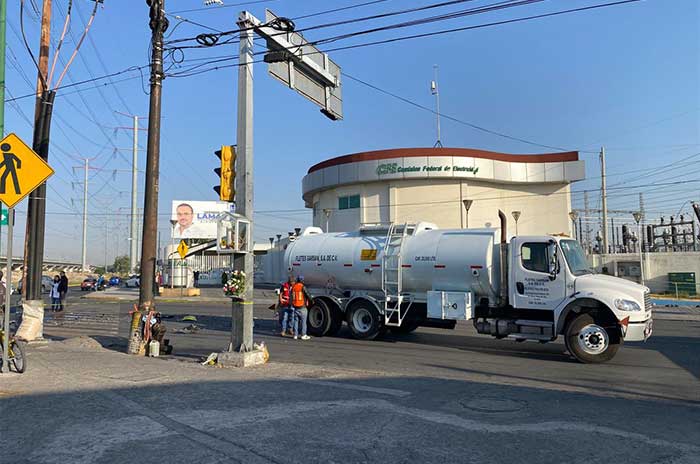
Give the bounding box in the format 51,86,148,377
171,201,233,240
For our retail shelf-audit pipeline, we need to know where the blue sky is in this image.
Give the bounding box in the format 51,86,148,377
3,0,698,264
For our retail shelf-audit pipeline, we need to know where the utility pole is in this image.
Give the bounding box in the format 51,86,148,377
600,147,609,254
129,0,168,355
639,192,645,251
230,11,255,352
130,116,138,273
81,158,88,270
23,0,55,306
584,190,591,251
430,65,442,148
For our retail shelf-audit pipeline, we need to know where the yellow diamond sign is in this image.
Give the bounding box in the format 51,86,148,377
0,133,54,208
177,240,189,259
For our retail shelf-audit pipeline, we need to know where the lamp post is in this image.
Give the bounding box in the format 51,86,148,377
462,200,473,229
323,208,332,232
569,211,579,240
633,212,644,286
511,211,521,236
169,219,177,288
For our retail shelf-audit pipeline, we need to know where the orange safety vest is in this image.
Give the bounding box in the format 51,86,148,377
291,282,306,308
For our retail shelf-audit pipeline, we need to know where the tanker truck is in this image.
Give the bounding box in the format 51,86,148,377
283,211,653,363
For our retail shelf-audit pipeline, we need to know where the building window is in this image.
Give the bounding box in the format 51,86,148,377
339,194,360,210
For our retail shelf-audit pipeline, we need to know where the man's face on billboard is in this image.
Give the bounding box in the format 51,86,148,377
176,205,194,227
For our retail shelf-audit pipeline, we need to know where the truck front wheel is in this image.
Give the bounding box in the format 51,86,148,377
347,301,382,340
565,314,620,363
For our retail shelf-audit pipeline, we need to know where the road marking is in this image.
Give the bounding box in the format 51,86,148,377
297,379,412,397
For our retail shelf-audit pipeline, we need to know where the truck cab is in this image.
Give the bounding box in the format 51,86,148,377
505,235,653,362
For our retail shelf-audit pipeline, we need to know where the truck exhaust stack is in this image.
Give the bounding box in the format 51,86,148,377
498,210,508,306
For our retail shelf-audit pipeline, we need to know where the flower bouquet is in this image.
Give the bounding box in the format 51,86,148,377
223,270,246,298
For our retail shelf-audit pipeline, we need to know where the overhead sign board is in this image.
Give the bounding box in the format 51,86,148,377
0,133,54,208
171,200,234,240
264,9,343,120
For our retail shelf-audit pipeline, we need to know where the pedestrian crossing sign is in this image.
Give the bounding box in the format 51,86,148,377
177,240,189,259
0,133,54,208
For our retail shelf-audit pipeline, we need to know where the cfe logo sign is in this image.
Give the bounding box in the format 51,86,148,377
0,133,54,208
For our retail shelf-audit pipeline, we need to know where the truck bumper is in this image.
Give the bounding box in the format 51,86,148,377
625,318,653,342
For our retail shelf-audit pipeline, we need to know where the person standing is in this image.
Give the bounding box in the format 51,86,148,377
50,276,61,311
221,270,228,286
291,276,313,340
193,270,200,288
0,271,6,314
58,271,69,311
278,275,294,337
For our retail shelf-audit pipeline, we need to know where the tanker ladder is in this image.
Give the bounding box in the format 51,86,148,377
382,222,413,327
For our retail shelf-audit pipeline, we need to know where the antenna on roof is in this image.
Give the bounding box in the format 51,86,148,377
431,65,443,148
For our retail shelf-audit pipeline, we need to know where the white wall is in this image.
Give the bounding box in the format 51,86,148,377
311,179,573,237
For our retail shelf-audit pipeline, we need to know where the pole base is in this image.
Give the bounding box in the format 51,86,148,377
217,348,267,368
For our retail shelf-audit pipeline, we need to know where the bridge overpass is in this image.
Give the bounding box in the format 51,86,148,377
0,256,88,272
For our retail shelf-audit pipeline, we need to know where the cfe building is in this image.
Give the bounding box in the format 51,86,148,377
302,147,585,237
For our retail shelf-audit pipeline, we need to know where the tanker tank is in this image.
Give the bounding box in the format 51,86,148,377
284,223,502,303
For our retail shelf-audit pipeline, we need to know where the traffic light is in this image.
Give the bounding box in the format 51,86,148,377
214,145,236,202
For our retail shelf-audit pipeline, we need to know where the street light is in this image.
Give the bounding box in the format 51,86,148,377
511,211,521,236
569,211,579,240
323,208,332,232
462,200,473,228
169,219,177,289
633,212,645,286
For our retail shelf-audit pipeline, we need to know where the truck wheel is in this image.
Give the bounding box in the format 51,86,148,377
347,301,382,340
565,314,620,363
326,304,343,337
307,300,332,337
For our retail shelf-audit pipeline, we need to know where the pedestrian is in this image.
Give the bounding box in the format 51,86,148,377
221,270,228,286
193,270,200,288
58,271,69,311
50,275,61,311
0,271,6,314
291,275,313,340
278,275,294,337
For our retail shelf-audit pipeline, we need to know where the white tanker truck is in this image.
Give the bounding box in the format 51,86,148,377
284,211,653,363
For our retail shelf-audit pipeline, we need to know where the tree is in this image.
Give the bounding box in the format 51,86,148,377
113,255,130,274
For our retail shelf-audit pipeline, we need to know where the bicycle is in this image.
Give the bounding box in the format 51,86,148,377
0,324,27,373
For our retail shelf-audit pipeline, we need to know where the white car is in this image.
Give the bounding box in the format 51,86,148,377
125,275,140,288
16,275,54,294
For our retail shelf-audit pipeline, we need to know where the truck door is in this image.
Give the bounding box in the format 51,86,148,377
510,240,567,311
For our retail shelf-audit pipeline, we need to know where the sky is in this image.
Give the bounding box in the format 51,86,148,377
2,0,698,265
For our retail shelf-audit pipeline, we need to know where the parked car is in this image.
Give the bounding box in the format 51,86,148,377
108,276,121,286
16,275,54,294
125,275,140,288
81,278,97,291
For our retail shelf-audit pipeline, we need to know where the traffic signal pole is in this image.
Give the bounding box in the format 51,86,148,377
229,12,254,352
129,0,168,355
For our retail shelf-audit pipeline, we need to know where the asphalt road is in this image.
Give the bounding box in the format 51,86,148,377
3,289,698,464
41,289,700,404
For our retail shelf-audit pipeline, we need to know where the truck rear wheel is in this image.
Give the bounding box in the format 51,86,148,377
308,300,332,337
347,301,382,340
565,314,620,363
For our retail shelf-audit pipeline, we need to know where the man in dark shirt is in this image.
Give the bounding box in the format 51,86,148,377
58,271,69,311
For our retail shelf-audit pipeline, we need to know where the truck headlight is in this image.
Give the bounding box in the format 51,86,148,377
614,299,642,312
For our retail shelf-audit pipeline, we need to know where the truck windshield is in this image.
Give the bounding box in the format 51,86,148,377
560,240,594,276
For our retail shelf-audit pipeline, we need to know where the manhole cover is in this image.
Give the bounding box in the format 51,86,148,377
460,397,528,413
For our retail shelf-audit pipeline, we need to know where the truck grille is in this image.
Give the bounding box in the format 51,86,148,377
644,292,652,311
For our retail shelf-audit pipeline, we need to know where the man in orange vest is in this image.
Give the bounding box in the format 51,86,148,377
291,275,313,340
279,275,294,337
